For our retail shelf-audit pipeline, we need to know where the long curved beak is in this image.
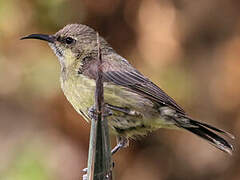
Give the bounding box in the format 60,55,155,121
20,34,55,43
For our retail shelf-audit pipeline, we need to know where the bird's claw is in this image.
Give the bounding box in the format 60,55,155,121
88,105,113,119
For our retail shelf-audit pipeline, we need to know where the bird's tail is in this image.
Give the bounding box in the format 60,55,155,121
175,116,234,155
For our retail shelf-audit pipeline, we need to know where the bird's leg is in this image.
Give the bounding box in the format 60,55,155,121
88,103,141,120
87,105,113,119
105,103,142,117
111,136,129,155
83,106,129,175
88,105,130,156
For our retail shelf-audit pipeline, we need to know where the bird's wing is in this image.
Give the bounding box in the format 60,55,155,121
100,60,186,114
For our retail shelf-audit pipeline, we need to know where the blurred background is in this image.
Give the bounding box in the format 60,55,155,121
0,0,240,179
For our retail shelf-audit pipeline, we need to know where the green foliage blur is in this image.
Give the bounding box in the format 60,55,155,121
0,0,239,179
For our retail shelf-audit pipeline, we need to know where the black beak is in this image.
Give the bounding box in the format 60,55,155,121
20,34,55,43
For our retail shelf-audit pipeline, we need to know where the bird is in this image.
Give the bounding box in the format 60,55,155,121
21,24,234,155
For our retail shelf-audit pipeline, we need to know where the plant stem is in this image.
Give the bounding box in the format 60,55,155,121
86,33,113,180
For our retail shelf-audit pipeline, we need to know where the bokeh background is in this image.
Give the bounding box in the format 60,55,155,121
0,0,240,179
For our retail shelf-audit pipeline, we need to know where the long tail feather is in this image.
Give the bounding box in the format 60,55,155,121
176,117,234,155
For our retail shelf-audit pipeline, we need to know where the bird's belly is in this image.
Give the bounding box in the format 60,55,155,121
61,75,175,138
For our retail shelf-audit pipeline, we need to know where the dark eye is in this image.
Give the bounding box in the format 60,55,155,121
65,37,75,44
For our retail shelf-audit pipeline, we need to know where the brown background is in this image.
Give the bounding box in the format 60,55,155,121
0,0,240,179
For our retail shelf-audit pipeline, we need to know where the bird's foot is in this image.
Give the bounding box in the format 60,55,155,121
105,103,142,117
111,136,129,155
87,105,113,119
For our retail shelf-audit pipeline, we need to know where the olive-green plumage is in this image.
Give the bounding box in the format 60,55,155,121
21,24,234,154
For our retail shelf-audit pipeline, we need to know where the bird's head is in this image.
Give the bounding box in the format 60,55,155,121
21,24,108,68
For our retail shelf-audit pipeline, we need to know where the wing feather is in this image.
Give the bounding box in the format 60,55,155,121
82,57,185,114
102,67,185,114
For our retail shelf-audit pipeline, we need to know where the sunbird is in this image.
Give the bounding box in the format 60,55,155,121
21,24,234,155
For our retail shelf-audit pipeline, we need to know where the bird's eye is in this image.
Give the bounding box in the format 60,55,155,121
65,37,75,44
